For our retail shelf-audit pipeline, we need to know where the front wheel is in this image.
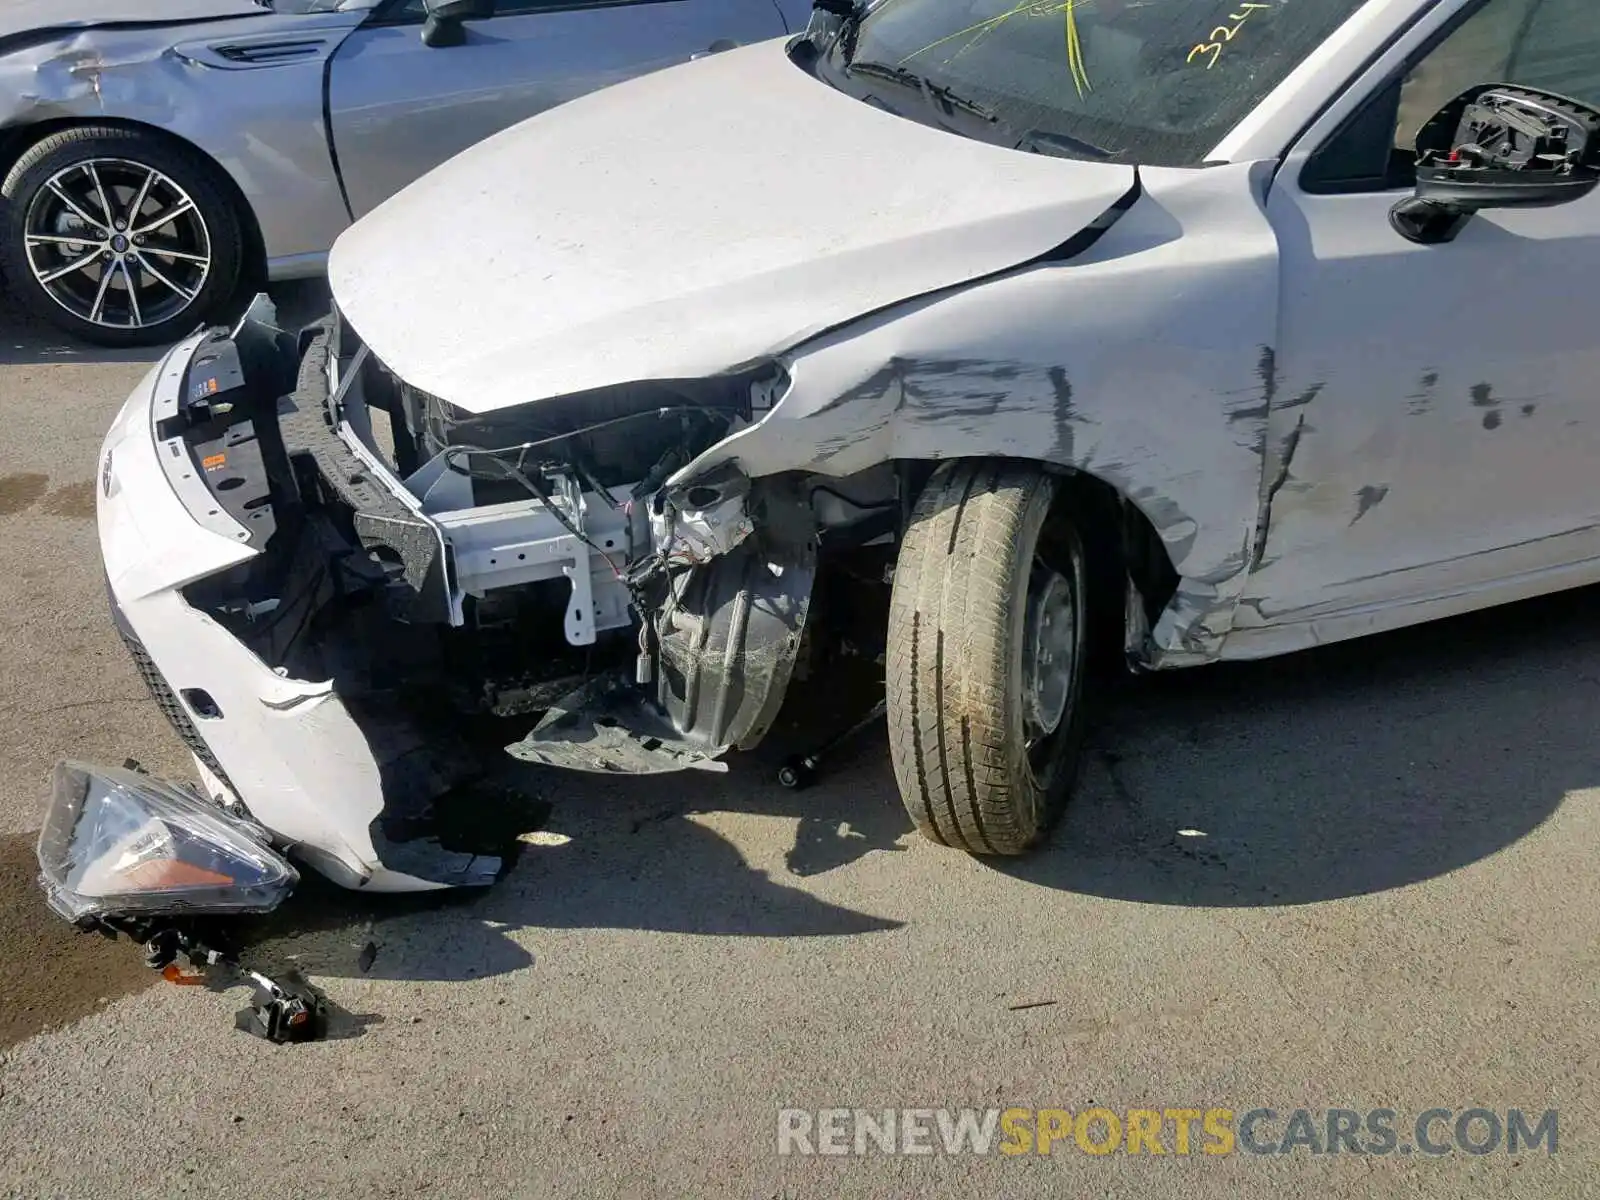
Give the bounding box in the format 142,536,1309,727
886,460,1091,855
1,125,245,347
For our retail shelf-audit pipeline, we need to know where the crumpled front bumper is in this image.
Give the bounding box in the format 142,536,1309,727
92,318,487,894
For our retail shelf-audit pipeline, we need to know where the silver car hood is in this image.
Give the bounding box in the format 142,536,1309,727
0,0,271,41
329,39,1138,415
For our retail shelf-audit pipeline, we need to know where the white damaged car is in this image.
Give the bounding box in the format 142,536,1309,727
41,0,1600,920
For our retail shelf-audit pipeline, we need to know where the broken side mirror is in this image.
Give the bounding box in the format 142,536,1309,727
1390,85,1600,245
421,0,495,49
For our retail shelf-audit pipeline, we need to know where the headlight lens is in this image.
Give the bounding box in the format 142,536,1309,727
37,761,297,922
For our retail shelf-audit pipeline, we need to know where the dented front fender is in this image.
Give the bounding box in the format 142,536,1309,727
681,161,1283,666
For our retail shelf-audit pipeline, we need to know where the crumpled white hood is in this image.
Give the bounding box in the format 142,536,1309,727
329,38,1137,414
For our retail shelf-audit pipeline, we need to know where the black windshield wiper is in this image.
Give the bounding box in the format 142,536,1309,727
1015,127,1118,162
845,60,998,124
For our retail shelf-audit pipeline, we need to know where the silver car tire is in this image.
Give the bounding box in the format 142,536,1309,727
887,460,1093,856
1,125,245,348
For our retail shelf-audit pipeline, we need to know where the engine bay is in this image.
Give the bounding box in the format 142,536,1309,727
174,299,904,829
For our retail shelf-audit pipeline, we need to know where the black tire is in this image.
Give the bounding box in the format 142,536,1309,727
1,125,245,347
887,460,1092,855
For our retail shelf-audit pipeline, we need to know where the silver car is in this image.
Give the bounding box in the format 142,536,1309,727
0,0,807,347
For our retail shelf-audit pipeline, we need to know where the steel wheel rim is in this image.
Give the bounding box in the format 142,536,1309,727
23,157,211,330
1022,555,1078,753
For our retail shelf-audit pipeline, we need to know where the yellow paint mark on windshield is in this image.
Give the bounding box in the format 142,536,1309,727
896,0,1094,97
894,0,1065,66
1187,2,1273,69
1065,0,1092,96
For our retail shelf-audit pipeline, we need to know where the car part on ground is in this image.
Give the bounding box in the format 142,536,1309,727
777,697,888,791
36,757,332,1042
887,461,1090,855
37,760,297,923
132,918,329,1044
1,125,244,345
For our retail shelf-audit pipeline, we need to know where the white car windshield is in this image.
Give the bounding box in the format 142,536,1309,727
817,0,1370,165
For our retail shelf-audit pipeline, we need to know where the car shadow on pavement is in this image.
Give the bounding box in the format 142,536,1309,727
1005,582,1600,907
227,584,1599,989
0,289,168,367
221,661,911,985
228,721,912,986
16,588,1587,1039
0,279,333,366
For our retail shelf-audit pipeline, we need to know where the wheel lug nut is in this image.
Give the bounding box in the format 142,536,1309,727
114,220,126,231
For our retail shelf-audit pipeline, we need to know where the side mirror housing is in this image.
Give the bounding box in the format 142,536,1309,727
1390,85,1600,245
421,0,495,48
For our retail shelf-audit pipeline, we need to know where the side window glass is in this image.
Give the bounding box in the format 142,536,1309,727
1392,0,1528,154
1505,0,1600,106
1304,0,1525,193
1395,0,1600,153
1309,0,1600,194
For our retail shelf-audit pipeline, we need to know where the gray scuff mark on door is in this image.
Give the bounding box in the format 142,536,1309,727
1471,383,1504,431
1226,345,1276,426
1279,382,1325,412
1521,403,1538,417
1349,484,1389,527
1250,412,1307,568
1407,370,1439,416
1252,344,1277,418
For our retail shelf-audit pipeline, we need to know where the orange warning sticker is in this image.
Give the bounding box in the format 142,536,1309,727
201,453,227,470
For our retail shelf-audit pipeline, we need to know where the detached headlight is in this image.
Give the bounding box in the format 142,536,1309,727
37,761,297,922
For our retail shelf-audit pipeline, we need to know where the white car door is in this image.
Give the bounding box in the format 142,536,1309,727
1240,0,1600,638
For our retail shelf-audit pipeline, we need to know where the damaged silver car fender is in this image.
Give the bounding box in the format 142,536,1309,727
675,161,1283,668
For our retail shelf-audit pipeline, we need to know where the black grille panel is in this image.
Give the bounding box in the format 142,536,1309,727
118,629,236,793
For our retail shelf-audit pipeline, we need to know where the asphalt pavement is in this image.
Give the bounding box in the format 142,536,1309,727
1,285,1596,1198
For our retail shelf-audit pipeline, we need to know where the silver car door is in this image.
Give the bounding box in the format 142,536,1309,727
327,0,793,219
1239,0,1600,640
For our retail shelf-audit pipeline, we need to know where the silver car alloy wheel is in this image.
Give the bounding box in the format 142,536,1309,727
23,158,212,330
